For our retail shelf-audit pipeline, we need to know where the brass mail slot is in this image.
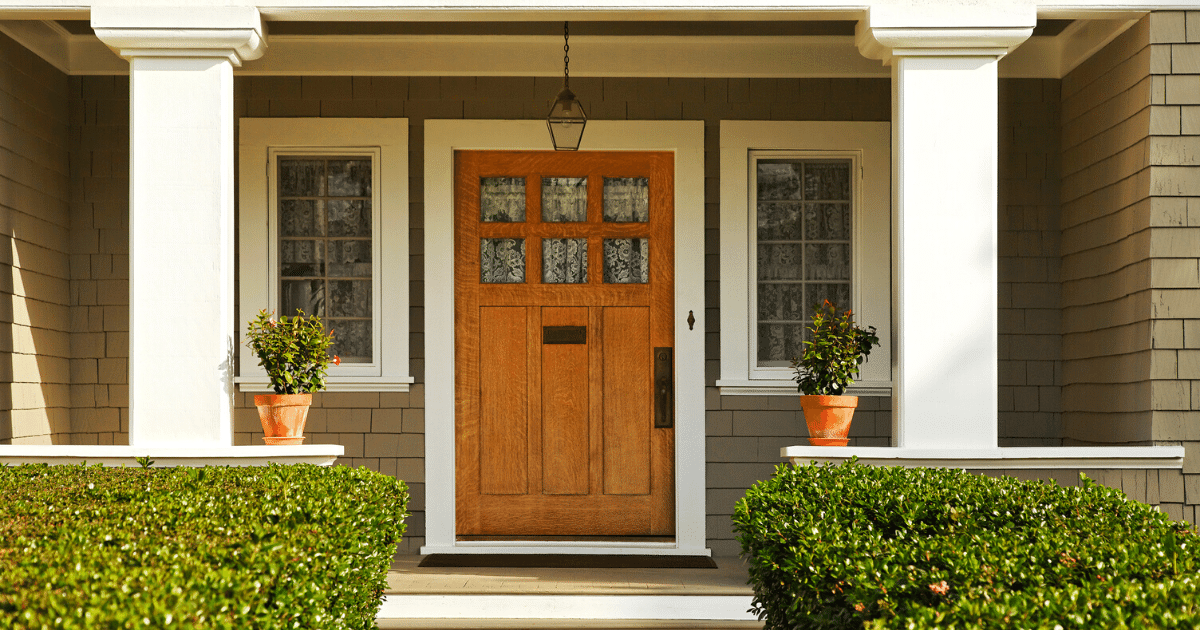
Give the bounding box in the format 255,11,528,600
543,326,587,344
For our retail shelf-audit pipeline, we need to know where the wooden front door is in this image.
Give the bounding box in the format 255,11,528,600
455,151,674,538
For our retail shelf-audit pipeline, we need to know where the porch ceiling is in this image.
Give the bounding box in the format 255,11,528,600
0,14,1138,79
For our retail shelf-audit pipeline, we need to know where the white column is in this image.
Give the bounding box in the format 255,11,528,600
858,10,1032,449
94,7,265,447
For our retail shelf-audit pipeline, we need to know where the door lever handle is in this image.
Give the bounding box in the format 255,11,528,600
653,347,673,428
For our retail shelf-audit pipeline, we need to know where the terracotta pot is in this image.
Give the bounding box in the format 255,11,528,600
253,393,312,445
800,394,858,446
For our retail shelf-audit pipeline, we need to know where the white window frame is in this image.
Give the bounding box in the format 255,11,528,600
717,121,892,396
236,118,413,392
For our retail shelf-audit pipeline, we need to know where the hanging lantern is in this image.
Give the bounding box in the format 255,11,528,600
547,21,586,151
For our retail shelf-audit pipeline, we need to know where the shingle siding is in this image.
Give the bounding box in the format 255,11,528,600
0,31,70,445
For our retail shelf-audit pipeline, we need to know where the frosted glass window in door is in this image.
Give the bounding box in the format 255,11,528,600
481,238,526,283
603,238,649,284
481,177,526,222
542,177,587,222
602,177,649,222
755,159,852,366
277,156,374,363
543,238,587,284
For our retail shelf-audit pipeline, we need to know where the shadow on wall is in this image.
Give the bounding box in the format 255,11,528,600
0,221,74,445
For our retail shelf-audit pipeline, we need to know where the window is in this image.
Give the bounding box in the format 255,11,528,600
717,122,891,395
237,119,412,392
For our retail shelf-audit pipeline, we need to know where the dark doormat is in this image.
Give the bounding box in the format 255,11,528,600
418,554,718,569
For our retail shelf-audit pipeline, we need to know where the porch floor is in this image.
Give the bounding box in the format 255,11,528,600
378,555,763,629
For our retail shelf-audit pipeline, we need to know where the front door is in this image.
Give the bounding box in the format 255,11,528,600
454,150,675,538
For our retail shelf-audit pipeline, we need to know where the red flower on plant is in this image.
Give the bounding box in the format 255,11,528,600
333,355,341,366
929,581,950,595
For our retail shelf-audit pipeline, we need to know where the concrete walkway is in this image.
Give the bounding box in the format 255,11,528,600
377,556,764,629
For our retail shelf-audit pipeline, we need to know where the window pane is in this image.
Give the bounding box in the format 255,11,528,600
281,279,324,318
805,243,850,281
481,177,526,222
327,159,372,196
756,244,803,280
327,199,371,237
602,177,649,222
280,199,324,237
803,163,851,201
757,201,802,241
805,283,851,314
804,203,850,240
542,177,587,222
757,322,805,364
757,162,801,200
327,240,372,277
279,159,324,197
757,282,804,322
329,319,372,362
281,240,324,277
330,279,372,317
543,238,587,283
603,238,649,284
481,238,525,283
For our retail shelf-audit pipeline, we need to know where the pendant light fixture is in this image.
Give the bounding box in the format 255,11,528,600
547,21,587,151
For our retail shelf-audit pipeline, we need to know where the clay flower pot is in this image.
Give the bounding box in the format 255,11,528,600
253,393,312,445
800,394,858,446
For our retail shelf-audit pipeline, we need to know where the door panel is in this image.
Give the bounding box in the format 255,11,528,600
541,306,590,496
602,307,651,496
479,306,528,496
455,150,674,538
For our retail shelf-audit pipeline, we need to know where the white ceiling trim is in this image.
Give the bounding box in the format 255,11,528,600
1000,17,1138,77
0,20,1133,79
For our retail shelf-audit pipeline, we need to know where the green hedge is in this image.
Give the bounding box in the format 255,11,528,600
733,461,1200,629
0,463,408,629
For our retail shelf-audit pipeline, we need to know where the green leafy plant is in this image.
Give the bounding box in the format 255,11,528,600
791,300,879,396
733,460,1200,630
245,309,339,395
0,463,408,629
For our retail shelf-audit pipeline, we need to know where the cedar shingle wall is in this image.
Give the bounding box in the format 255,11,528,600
1061,17,1157,444
1061,12,1200,452
998,78,1065,446
68,75,128,445
1144,12,1200,447
0,32,70,445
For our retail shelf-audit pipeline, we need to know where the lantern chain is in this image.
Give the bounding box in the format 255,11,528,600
563,21,570,88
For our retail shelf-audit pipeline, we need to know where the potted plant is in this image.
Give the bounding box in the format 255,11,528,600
791,300,880,446
244,309,339,445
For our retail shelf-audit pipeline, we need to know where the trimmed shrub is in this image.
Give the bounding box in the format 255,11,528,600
734,461,1200,629
0,463,408,629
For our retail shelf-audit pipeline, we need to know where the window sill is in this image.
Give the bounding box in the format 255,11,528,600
716,379,891,397
781,446,1185,470
235,376,414,393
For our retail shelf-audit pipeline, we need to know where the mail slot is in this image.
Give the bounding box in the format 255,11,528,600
543,326,587,344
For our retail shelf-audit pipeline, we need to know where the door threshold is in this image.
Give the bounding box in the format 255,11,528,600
457,535,675,543
419,554,717,568
421,541,712,557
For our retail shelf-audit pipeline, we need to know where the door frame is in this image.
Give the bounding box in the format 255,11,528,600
422,120,707,556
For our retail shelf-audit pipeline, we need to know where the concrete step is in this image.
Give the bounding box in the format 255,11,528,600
376,594,762,629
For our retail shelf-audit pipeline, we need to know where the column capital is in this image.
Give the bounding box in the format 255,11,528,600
856,4,1035,63
93,5,266,66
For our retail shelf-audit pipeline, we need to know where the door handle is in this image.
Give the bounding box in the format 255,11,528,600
654,347,673,429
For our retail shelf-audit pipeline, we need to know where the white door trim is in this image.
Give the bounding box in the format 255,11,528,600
422,120,707,556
